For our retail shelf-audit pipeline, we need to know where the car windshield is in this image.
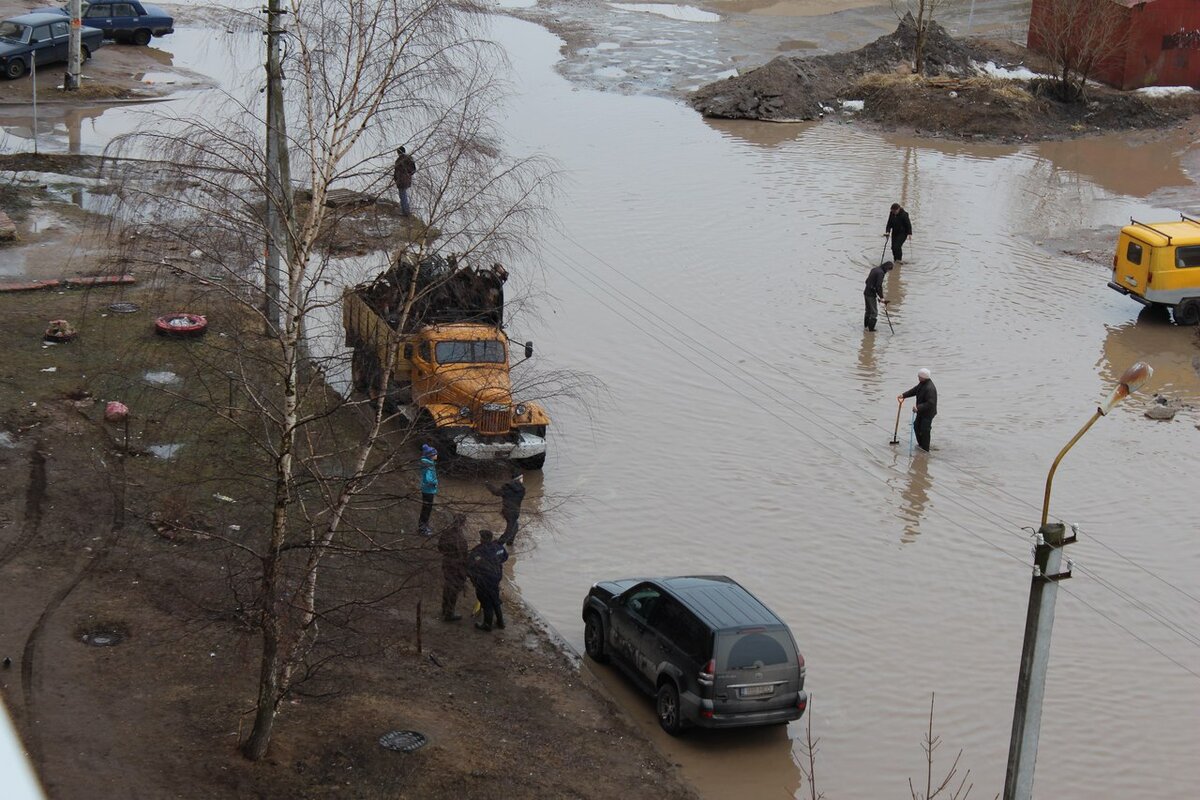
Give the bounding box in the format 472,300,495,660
0,22,28,42
434,340,505,364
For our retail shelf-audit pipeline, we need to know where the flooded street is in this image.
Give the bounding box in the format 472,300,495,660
2,3,1198,798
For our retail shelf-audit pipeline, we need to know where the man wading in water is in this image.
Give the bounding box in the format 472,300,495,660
885,203,913,262
898,368,938,452
863,260,893,332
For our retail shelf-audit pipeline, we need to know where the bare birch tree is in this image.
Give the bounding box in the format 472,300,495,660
103,0,555,761
891,1,958,75
1027,0,1129,100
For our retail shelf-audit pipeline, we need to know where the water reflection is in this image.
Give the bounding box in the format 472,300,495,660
704,117,817,148
899,450,932,544
1102,306,1200,401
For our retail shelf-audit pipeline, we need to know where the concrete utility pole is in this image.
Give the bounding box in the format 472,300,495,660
1003,521,1074,800
65,0,82,90
263,0,293,334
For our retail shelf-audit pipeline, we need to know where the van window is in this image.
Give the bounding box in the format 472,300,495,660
717,630,794,670
1176,246,1200,268
1125,241,1142,265
646,596,710,662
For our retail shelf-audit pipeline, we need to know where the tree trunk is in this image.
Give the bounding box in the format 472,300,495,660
241,590,282,760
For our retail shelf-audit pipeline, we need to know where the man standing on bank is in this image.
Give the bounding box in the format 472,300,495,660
486,470,526,547
393,146,417,217
438,514,470,622
898,368,938,452
885,203,913,262
864,260,893,332
468,530,509,632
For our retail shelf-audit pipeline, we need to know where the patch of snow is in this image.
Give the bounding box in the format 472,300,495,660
148,444,184,459
3,171,106,188
0,431,15,448
608,3,720,23
144,370,182,386
976,61,1044,81
712,68,738,80
841,99,865,111
595,66,629,78
595,42,620,50
491,0,536,6
1135,85,1196,97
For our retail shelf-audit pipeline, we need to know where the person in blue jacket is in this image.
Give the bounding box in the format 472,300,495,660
417,444,438,536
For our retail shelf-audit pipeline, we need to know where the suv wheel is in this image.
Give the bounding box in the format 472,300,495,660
583,613,607,663
656,682,684,736
1172,298,1200,326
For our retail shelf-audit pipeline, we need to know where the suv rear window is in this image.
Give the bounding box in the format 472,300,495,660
1125,241,1142,265
716,629,794,670
1176,246,1200,268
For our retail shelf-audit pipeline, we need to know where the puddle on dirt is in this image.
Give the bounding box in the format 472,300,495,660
143,370,182,386
147,443,184,459
0,431,16,448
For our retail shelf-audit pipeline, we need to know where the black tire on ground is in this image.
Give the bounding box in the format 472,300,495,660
5,59,26,79
517,452,546,471
583,613,608,663
82,45,91,61
656,682,685,736
1172,299,1200,326
132,28,152,46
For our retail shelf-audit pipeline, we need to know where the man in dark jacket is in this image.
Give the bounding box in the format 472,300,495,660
467,530,509,632
438,514,470,622
863,260,893,332
898,368,937,452
486,471,526,546
885,203,913,262
393,146,417,216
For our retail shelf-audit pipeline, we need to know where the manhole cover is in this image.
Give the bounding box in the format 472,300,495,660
379,730,427,753
109,302,140,314
81,630,124,647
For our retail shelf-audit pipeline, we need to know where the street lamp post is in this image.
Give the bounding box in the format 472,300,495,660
1003,362,1153,800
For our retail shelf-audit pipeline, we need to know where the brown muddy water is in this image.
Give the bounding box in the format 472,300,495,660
1,6,1198,799
484,14,1200,800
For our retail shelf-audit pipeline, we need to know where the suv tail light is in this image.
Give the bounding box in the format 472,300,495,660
798,652,806,683
699,659,715,688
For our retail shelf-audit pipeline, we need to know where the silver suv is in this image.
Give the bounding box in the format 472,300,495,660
582,575,807,734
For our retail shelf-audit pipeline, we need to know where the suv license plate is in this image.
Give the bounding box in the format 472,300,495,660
739,685,775,698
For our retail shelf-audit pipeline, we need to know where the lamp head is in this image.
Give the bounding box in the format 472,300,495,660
1099,361,1153,415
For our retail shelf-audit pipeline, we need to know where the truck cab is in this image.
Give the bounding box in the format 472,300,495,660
1109,215,1200,325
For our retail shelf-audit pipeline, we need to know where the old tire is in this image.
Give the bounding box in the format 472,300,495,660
517,452,546,471
656,682,685,736
583,613,608,664
154,313,207,337
5,59,26,80
1172,299,1200,326
81,44,91,61
133,28,152,46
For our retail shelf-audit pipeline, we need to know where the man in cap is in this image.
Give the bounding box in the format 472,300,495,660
467,530,509,632
417,444,438,536
486,470,526,547
864,260,893,332
393,146,417,216
898,368,938,452
885,203,913,262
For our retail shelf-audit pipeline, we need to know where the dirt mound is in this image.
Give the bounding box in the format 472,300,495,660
691,14,976,121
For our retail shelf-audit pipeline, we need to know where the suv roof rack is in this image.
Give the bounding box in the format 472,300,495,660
1131,218,1172,244
1181,213,1200,227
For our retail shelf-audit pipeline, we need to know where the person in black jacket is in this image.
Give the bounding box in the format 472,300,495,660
486,471,526,546
898,368,937,452
393,146,417,216
885,203,913,262
863,261,893,332
438,514,470,622
467,530,509,632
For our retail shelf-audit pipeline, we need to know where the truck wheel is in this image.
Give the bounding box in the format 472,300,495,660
583,612,608,663
656,682,685,736
517,452,546,471
133,28,152,46
5,59,26,79
1172,299,1200,326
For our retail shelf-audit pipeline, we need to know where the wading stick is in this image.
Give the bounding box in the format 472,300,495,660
883,302,895,334
880,231,890,266
891,399,904,445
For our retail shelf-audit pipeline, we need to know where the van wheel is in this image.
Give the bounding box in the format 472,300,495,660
656,682,685,736
583,613,608,663
1172,299,1200,326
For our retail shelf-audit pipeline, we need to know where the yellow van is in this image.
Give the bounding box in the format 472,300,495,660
1109,215,1200,325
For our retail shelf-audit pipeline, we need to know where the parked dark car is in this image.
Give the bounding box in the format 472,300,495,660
582,575,807,735
0,13,103,79
44,2,173,46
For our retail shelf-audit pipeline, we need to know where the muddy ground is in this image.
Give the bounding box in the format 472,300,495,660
0,279,698,799
690,16,1200,141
